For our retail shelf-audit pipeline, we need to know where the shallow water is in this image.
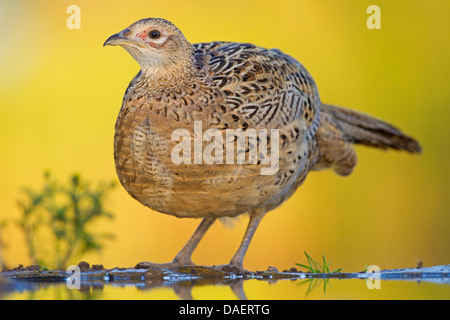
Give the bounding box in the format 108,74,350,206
2,277,449,300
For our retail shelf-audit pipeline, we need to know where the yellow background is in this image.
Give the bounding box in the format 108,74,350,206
0,0,448,275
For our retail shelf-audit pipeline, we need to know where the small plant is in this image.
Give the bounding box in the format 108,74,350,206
17,171,116,269
295,251,343,274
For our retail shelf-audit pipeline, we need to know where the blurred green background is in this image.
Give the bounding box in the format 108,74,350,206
0,0,448,275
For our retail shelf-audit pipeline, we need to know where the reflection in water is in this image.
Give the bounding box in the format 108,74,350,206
296,278,332,297
0,275,249,300
2,275,449,300
141,278,248,300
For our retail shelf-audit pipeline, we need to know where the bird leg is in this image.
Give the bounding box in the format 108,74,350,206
172,216,216,265
136,217,215,269
221,208,267,273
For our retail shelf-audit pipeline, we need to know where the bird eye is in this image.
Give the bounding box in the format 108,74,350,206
148,30,161,39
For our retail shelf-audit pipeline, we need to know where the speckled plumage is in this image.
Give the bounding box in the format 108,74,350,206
105,18,421,270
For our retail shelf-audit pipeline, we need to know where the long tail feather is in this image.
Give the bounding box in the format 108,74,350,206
321,104,422,153
314,104,421,176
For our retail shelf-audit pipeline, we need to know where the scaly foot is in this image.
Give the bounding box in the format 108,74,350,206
135,256,195,269
215,263,250,275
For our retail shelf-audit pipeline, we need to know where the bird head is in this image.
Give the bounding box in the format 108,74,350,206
104,18,194,72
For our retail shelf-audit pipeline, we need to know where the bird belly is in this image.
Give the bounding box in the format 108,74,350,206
115,155,289,218
114,98,310,219
114,126,308,219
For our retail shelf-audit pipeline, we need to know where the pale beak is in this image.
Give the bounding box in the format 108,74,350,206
103,29,134,47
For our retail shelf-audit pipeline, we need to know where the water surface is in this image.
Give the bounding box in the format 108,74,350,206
2,277,449,300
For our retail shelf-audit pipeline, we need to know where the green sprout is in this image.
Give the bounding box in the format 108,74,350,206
295,251,343,274
17,171,116,269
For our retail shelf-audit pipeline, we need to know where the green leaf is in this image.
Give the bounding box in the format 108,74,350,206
295,251,343,274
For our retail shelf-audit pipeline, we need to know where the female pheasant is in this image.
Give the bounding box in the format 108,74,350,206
104,18,421,272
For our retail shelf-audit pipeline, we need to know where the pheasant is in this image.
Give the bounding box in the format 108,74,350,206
104,18,421,272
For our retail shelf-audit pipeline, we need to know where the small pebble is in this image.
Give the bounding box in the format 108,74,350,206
78,261,90,272
92,264,104,271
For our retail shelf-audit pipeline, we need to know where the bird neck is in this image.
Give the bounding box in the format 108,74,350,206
139,56,197,94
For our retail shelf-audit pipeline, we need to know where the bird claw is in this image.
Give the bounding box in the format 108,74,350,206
215,264,250,275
